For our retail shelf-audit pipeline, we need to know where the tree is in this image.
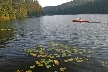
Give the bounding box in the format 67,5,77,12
44,0,108,15
0,0,44,20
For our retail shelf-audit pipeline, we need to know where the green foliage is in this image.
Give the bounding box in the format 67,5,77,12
44,0,108,15
0,0,44,20
25,0,44,17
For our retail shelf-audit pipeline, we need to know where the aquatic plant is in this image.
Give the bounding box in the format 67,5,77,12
18,42,107,72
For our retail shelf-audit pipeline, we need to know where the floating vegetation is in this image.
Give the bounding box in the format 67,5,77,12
60,67,66,71
30,65,35,69
101,61,107,65
0,28,11,31
18,42,107,72
26,70,32,72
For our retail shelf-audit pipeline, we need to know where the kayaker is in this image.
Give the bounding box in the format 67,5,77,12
77,18,82,21
79,18,82,21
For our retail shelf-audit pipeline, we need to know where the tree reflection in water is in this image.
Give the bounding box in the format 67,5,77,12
0,20,14,48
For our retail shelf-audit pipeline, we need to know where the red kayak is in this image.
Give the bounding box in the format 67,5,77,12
72,20,89,23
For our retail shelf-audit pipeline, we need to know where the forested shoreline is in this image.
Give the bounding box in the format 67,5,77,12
0,0,44,20
44,0,108,15
1,0,108,20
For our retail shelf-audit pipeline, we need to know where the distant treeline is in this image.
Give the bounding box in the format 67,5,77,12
0,0,44,20
44,0,108,15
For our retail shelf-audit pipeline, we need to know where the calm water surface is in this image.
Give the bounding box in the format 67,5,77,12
0,14,108,72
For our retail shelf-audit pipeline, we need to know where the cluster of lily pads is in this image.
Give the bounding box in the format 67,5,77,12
17,42,107,72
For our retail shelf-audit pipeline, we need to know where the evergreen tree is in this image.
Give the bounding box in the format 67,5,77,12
0,0,44,20
44,0,108,15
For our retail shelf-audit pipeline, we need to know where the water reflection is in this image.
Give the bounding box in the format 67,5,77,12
0,15,108,72
0,20,14,48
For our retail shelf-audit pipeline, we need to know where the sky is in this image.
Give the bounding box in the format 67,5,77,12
38,0,73,7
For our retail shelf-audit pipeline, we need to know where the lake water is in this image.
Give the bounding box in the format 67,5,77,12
0,14,108,72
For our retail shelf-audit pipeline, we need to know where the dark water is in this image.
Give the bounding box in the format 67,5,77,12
0,14,108,72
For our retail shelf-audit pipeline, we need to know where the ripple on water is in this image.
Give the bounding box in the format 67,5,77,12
0,15,108,72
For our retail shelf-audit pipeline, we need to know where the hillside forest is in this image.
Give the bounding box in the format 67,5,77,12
0,0,44,20
44,0,108,15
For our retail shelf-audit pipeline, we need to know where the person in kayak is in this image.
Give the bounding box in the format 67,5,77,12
79,18,82,21
77,18,82,21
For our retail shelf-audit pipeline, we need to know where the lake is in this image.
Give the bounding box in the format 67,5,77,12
0,14,108,72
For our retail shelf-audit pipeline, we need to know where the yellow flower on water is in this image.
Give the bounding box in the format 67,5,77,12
55,49,61,52
56,55,60,57
72,48,78,53
46,65,51,68
101,61,107,65
26,70,32,72
76,60,83,62
53,53,58,56
50,56,54,59
17,70,20,72
50,42,56,46
31,53,37,56
1,29,3,30
87,55,91,58
55,44,59,46
30,65,35,68
64,60,68,62
60,67,66,71
35,61,40,65
37,55,42,57
54,60,59,65
38,64,44,66
68,58,74,61
8,29,11,30
39,52,45,55
86,58,89,60
41,55,45,57
75,57,83,62
49,59,53,62
67,54,71,56
62,53,66,57
47,48,51,50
